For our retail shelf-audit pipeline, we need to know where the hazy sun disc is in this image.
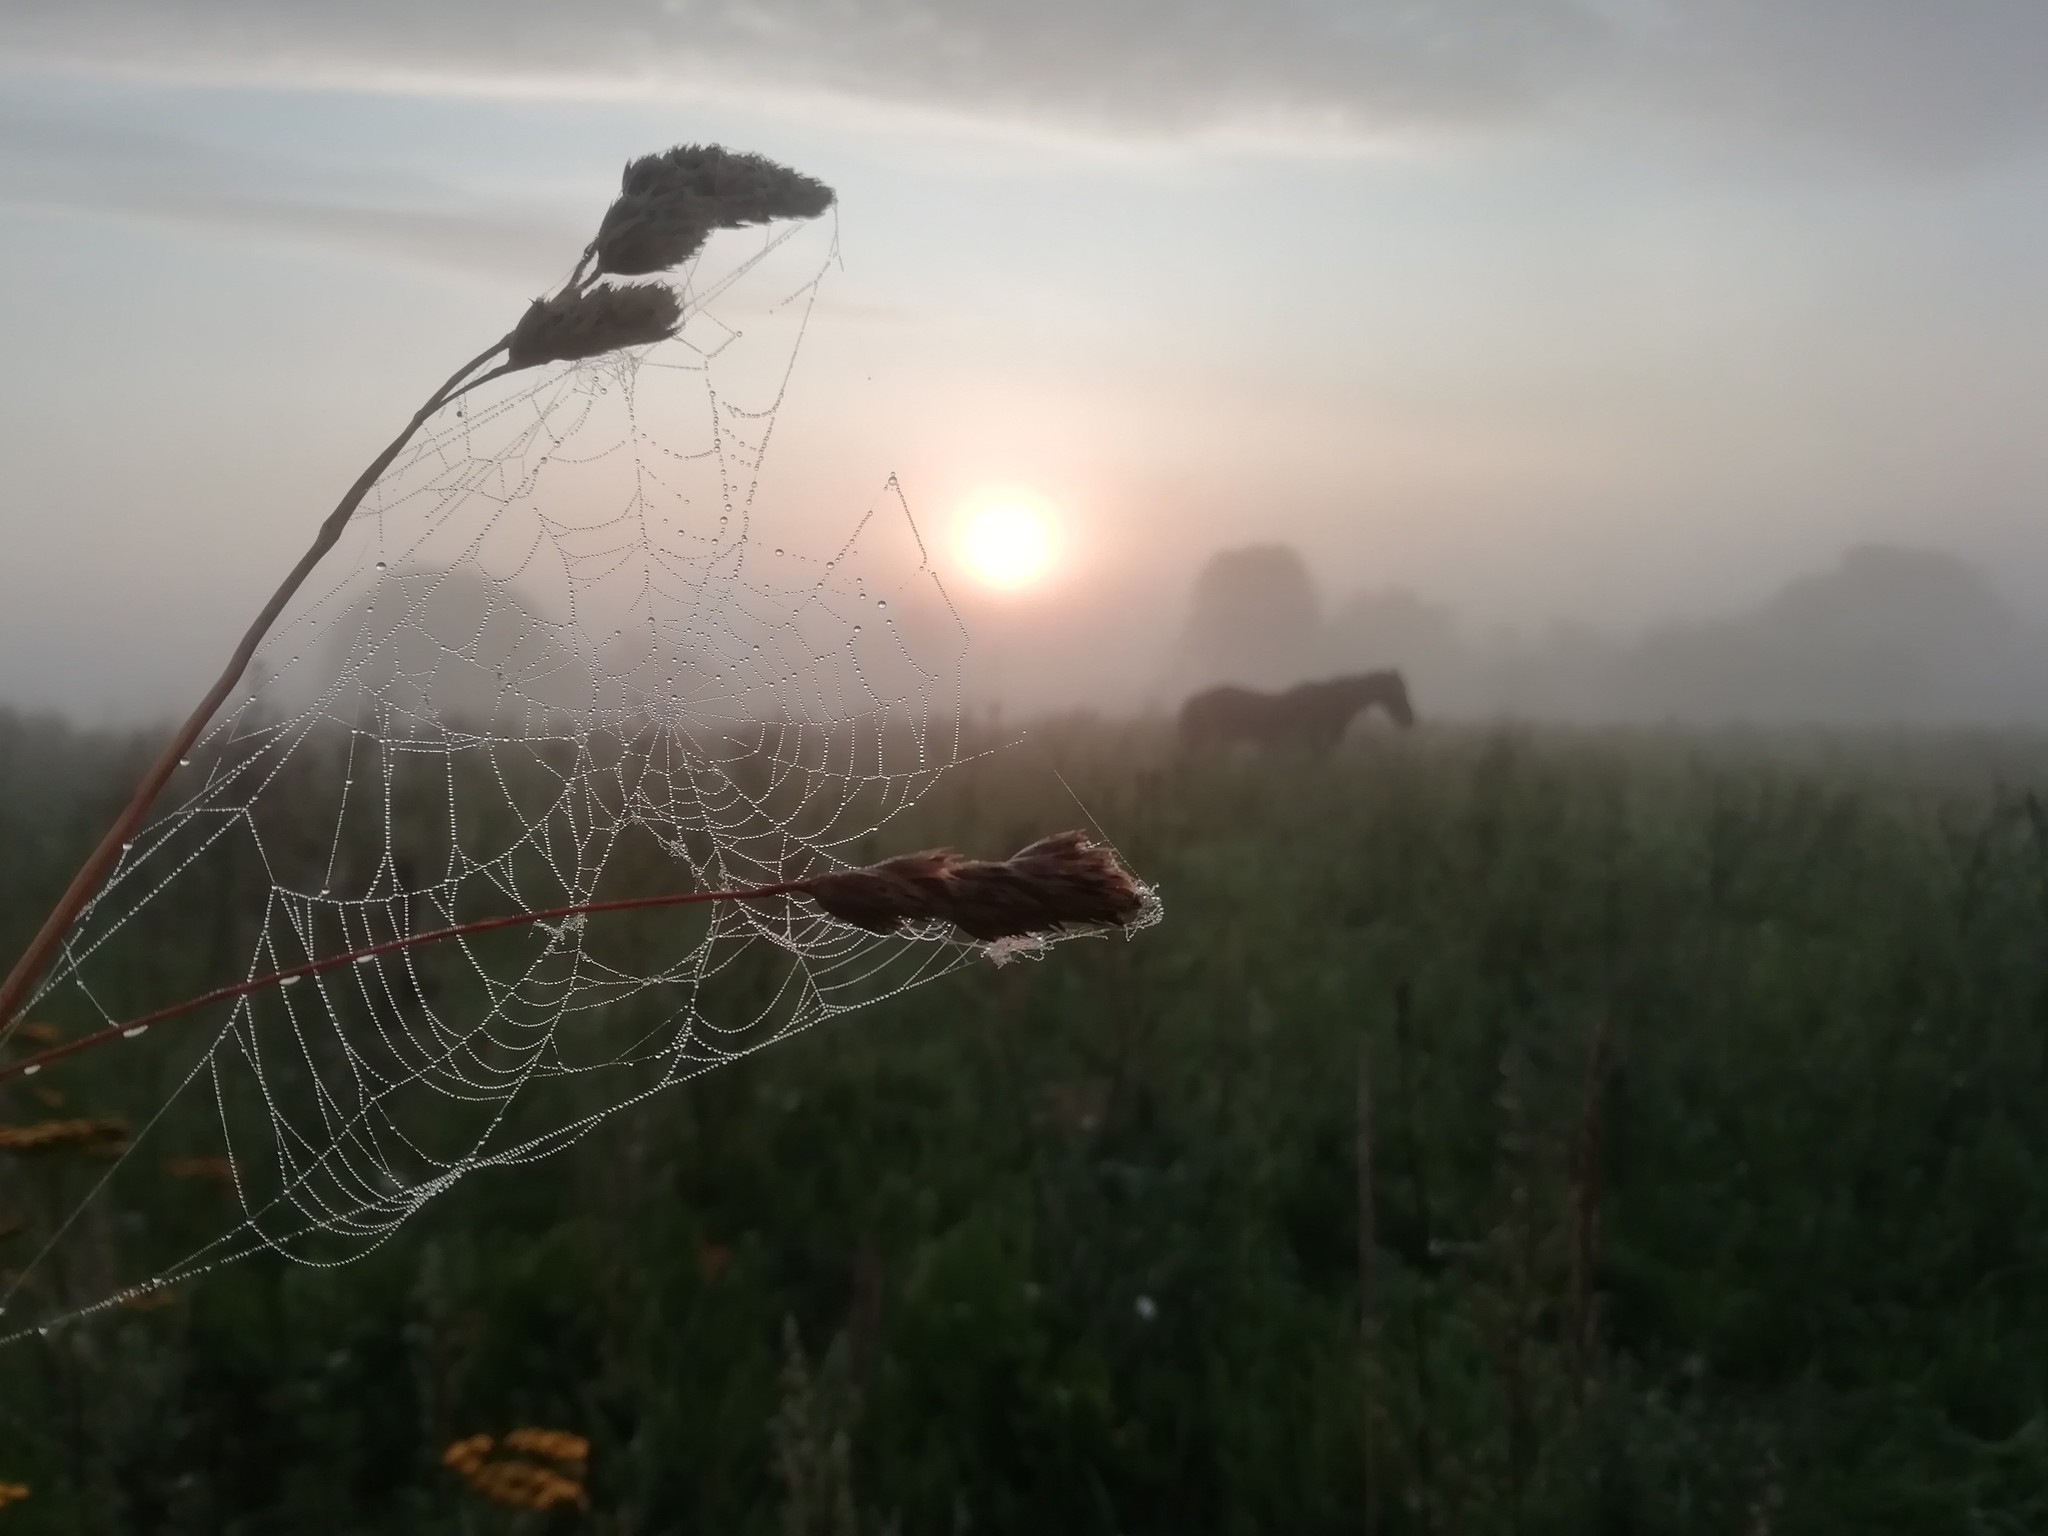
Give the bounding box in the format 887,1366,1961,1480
960,502,1055,589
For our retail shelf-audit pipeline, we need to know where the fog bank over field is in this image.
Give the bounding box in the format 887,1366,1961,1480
22,539,2048,735
970,541,2048,729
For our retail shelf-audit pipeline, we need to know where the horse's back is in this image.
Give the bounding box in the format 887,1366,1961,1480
1180,672,1415,751
1178,684,1267,745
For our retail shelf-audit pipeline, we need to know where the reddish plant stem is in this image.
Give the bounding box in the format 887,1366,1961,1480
0,880,811,1085
0,339,516,1043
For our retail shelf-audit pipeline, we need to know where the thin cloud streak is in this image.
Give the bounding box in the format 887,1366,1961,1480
0,101,584,282
6,1,2048,168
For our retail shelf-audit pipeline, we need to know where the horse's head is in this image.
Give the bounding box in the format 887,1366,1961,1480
1330,670,1414,728
1375,670,1416,727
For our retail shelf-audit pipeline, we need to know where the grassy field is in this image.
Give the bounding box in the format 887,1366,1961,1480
6,708,2048,1532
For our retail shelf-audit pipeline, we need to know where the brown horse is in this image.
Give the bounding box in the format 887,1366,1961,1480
1178,671,1415,755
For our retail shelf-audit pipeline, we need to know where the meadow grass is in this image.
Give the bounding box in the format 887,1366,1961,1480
5,708,2048,1532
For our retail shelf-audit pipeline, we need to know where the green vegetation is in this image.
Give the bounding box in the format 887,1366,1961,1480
7,707,2048,1532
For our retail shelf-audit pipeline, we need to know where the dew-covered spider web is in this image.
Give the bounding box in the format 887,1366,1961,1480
0,216,1095,1341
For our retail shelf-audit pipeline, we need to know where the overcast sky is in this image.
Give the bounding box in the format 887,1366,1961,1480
4,1,2048,717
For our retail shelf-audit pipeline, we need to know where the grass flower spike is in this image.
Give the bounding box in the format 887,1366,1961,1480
806,831,1152,941
507,282,683,368
592,143,837,276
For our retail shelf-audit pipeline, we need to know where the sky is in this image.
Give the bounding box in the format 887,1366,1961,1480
4,1,2048,718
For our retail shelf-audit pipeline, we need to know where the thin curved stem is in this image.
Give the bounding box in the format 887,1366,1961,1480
0,879,811,1085
0,333,518,1042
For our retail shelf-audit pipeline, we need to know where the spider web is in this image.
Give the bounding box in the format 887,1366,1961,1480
0,216,1066,1340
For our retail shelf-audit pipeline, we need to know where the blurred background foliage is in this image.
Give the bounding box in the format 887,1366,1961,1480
6,706,2048,1533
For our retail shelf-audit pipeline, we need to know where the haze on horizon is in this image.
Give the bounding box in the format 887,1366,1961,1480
4,2,2048,726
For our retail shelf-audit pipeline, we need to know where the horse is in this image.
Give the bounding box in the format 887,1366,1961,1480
1177,671,1414,755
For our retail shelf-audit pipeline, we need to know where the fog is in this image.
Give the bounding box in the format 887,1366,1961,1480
961,539,2048,729
4,4,2048,731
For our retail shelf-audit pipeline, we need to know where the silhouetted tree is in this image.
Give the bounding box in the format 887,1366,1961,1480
1176,544,1325,692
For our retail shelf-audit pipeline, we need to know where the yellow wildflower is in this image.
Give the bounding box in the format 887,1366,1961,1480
441,1434,494,1478
465,1459,587,1513
501,1427,590,1467
445,1426,591,1513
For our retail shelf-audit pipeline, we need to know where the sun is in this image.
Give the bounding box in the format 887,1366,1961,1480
958,499,1056,590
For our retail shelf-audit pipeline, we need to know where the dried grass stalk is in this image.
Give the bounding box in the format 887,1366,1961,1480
0,1116,128,1155
507,282,683,368
593,142,836,276
0,142,847,1052
3,832,1155,1084
804,830,1146,942
441,1435,494,1477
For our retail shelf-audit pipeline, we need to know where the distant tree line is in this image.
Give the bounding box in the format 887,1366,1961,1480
1171,542,2048,726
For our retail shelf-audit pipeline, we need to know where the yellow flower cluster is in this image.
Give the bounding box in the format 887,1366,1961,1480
442,1428,590,1514
501,1428,590,1466
466,1460,588,1513
0,1117,129,1156
0,1481,28,1508
441,1435,494,1478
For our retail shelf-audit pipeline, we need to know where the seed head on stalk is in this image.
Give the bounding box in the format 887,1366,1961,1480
0,141,1161,1094
507,282,685,368
589,144,836,276
0,834,1157,1085
0,143,839,1045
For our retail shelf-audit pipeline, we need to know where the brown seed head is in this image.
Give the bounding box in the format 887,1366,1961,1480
804,830,1147,943
592,143,835,276
507,282,683,369
0,1481,29,1509
9,1023,61,1048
